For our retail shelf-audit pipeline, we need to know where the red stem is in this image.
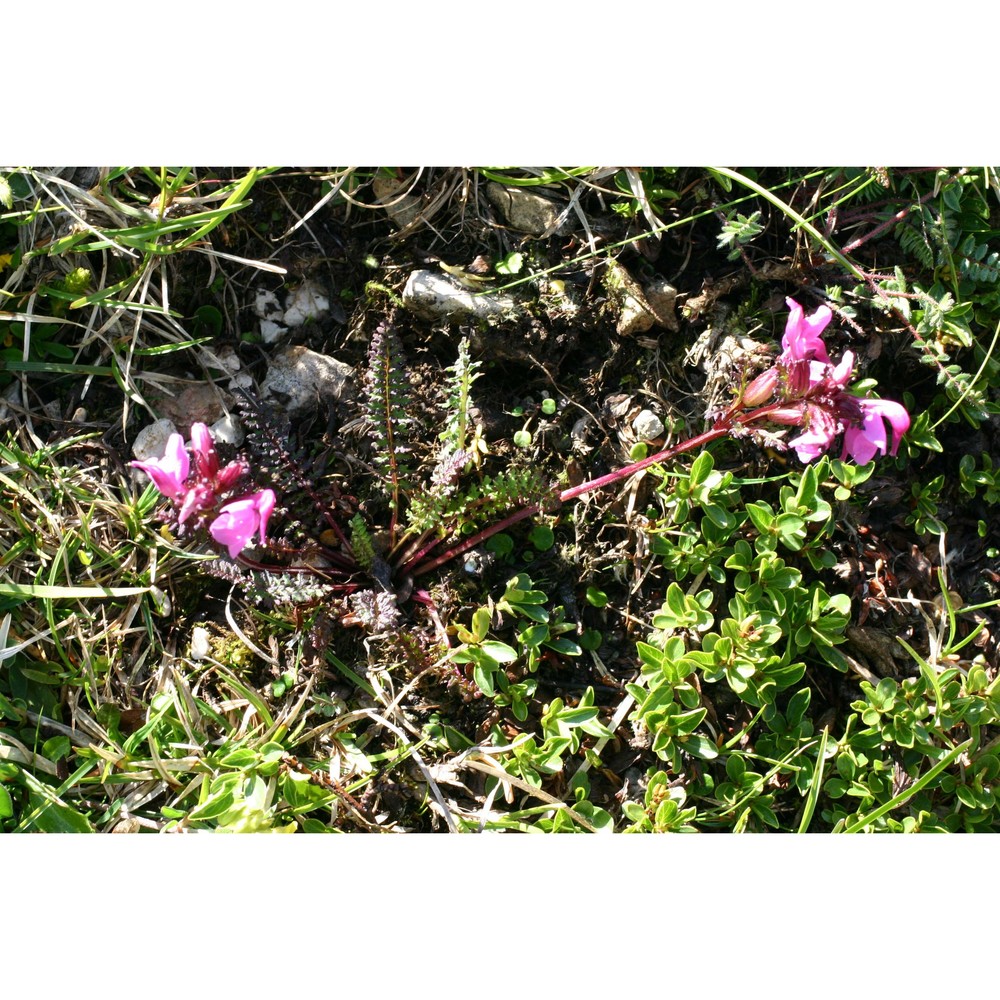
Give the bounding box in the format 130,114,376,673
409,411,783,577
408,400,795,578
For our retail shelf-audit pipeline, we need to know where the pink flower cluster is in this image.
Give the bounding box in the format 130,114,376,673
742,298,910,464
131,423,275,559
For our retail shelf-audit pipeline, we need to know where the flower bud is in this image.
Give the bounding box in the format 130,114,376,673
765,405,807,426
215,459,249,493
741,367,779,407
190,423,219,480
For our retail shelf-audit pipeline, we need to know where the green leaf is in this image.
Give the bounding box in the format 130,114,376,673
481,640,518,663
679,734,719,759
528,524,555,551
746,501,776,535
688,450,714,487
220,747,260,769
519,624,550,649
496,251,524,276
41,736,71,762
20,772,94,832
189,790,237,821
471,606,491,643
843,739,973,833
906,411,943,452
544,636,582,656
797,727,829,834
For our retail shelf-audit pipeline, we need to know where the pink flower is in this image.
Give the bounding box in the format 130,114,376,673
190,422,219,480
734,299,910,466
130,434,189,500
842,398,911,464
209,490,276,558
189,422,247,493
781,297,832,364
788,404,841,463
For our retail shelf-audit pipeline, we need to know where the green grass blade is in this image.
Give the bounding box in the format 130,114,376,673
842,738,973,833
710,167,866,283
0,583,149,599
797,726,829,833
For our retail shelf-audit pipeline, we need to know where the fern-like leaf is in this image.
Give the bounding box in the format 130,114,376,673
363,316,415,535
439,335,481,455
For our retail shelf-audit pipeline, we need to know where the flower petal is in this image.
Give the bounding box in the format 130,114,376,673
782,298,831,364
842,425,879,464
830,350,855,388
861,398,910,455
130,433,189,499
190,422,219,480
255,490,276,543
788,428,833,462
209,503,258,559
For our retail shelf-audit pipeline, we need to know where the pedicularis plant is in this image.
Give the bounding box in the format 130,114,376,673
133,299,909,627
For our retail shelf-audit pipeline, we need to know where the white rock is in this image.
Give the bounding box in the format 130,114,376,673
214,345,242,373
283,279,330,328
632,409,665,441
403,269,518,323
260,319,288,345
132,418,179,462
485,182,566,236
210,413,244,447
190,626,211,660
260,345,355,416
253,289,284,322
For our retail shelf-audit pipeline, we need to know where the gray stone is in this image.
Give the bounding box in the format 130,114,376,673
604,260,657,337
260,345,355,416
152,383,227,433
373,174,424,230
485,182,566,236
644,279,680,332
403,269,518,323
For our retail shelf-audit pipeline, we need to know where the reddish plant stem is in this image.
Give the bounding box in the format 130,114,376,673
840,175,955,254
396,530,446,576
408,413,783,578
408,400,795,578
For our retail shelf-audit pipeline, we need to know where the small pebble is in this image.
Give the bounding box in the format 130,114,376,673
632,409,665,441
260,319,288,344
253,289,284,322
190,626,211,659
132,418,179,462
283,279,330,328
210,413,243,447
